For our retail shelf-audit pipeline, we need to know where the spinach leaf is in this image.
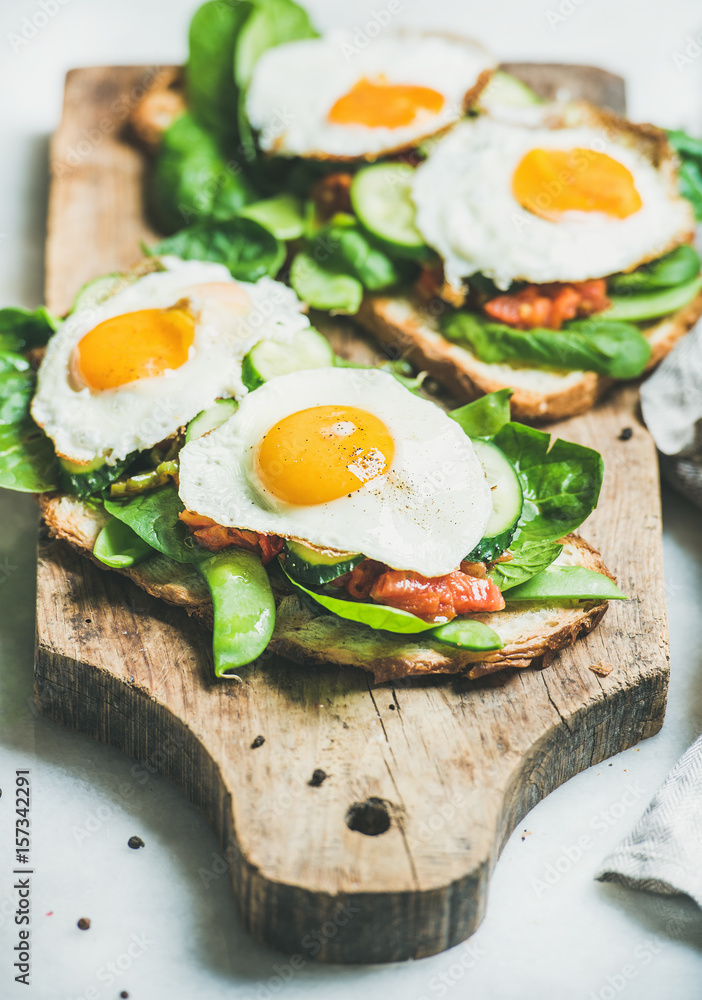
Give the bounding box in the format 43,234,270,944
239,193,305,240
504,566,626,601
0,365,57,492
149,114,256,234
0,306,59,353
105,485,206,565
150,215,285,281
282,567,440,634
492,422,603,542
449,389,513,439
290,251,363,313
187,0,251,142
234,0,318,89
489,539,563,591
57,454,136,499
441,311,651,379
608,245,701,293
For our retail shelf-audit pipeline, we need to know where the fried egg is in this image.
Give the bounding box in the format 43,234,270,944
412,105,695,291
31,258,312,465
178,368,492,577
246,31,495,160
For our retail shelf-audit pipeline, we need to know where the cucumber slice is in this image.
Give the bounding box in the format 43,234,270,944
284,540,363,586
479,71,542,112
70,273,129,313
238,195,305,241
185,398,238,443
350,163,425,253
468,440,523,562
604,275,702,322
241,328,334,391
430,618,504,651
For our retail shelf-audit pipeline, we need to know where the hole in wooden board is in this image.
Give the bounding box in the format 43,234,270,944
346,797,391,836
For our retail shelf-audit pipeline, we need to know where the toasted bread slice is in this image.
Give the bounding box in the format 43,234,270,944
38,492,611,684
357,291,702,422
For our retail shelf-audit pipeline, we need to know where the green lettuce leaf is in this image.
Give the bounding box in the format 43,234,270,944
282,567,440,634
489,539,563,591
492,422,603,542
504,566,626,601
105,485,206,565
441,311,651,379
150,215,285,281
449,388,513,439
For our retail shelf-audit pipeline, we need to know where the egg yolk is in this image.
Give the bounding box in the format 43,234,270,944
256,405,394,505
72,307,195,391
328,75,445,129
512,147,643,221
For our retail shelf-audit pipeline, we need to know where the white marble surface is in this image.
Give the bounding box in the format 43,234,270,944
1,1,702,997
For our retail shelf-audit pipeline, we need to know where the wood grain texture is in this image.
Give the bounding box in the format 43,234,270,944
35,66,669,963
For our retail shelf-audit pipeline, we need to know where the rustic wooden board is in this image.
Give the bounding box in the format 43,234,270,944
35,66,668,964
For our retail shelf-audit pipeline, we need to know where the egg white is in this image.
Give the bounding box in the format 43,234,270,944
412,113,695,291
177,368,492,578
31,257,312,465
246,31,495,160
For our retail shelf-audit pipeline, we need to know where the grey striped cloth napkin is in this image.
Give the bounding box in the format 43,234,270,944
596,330,702,903
596,735,702,906
640,317,702,509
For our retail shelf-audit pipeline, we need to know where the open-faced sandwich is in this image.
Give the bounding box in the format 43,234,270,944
1,258,624,684
130,0,702,422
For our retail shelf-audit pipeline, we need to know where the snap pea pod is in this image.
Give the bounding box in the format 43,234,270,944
198,550,276,676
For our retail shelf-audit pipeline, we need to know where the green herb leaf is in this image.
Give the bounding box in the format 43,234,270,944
150,215,285,281
282,566,440,634
491,422,603,542
449,388,513,439
441,311,651,379
93,517,156,569
504,566,626,601
105,484,206,565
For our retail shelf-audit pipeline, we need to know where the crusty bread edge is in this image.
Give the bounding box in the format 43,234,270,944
38,493,611,684
357,291,702,422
